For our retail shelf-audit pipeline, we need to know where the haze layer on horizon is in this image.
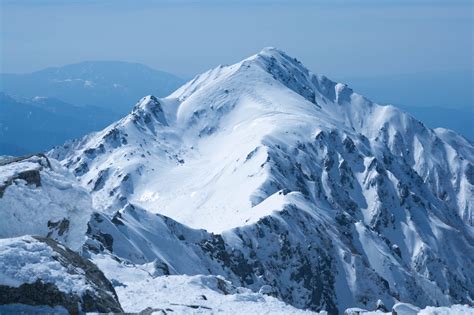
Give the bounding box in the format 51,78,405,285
2,1,472,74
1,0,473,110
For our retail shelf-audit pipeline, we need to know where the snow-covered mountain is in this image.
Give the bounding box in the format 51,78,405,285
46,48,474,313
1,48,473,314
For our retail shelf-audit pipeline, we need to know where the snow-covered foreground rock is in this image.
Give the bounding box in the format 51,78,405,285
0,154,92,250
0,236,122,313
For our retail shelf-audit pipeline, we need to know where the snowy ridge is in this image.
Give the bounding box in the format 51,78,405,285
49,95,185,214
40,48,474,313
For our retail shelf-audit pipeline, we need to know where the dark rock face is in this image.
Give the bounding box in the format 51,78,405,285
0,281,111,315
0,281,72,313
198,208,340,314
0,237,123,314
47,219,70,237
0,169,42,198
0,153,51,168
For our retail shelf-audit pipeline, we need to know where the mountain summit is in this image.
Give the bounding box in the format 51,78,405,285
44,48,474,313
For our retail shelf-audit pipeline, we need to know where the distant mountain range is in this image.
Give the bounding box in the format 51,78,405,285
0,93,122,155
0,60,184,115
0,61,185,155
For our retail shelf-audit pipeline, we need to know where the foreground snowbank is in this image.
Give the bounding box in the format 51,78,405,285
0,154,92,250
93,254,318,314
93,254,473,315
0,236,122,313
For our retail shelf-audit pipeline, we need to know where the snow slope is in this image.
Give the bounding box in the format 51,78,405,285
49,48,474,313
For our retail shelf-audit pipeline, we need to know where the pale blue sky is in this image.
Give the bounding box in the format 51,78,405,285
1,0,472,78
1,0,473,138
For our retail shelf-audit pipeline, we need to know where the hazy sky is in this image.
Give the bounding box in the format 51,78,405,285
1,0,472,79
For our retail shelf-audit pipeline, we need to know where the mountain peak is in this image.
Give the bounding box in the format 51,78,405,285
255,46,289,58
129,95,168,127
245,47,305,73
245,47,338,105
133,95,160,111
171,47,323,107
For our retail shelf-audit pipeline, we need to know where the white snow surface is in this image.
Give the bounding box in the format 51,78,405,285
345,303,474,315
93,254,319,314
0,155,92,250
0,236,90,293
417,305,474,315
